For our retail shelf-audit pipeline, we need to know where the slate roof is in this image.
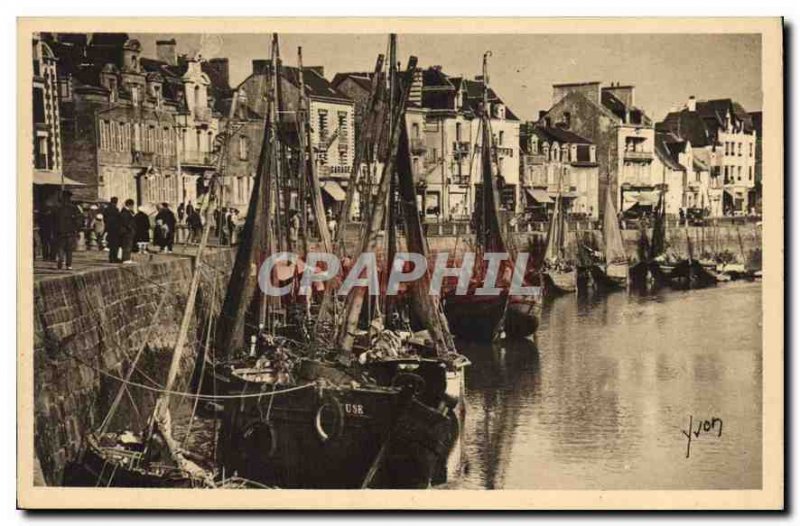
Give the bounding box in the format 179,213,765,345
244,61,353,104
532,126,592,145
658,98,755,146
654,132,686,172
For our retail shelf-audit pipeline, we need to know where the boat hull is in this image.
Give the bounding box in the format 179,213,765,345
579,263,629,292
443,295,506,342
541,269,577,295
216,360,465,489
62,434,209,488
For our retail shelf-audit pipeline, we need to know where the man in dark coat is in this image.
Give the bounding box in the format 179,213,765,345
53,191,83,270
103,196,121,262
155,202,177,253
119,199,136,263
187,208,203,243
134,205,151,253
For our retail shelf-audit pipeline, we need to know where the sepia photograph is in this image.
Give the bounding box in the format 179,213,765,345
16,17,783,510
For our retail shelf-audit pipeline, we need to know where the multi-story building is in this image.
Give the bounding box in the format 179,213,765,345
658,97,757,215
749,110,763,213
519,123,599,220
333,66,520,221
44,33,224,209
228,61,355,215
32,33,65,207
537,81,655,218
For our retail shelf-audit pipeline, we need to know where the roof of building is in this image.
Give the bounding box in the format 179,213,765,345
330,72,375,92
658,98,755,146
242,61,352,105
532,125,593,145
654,132,686,172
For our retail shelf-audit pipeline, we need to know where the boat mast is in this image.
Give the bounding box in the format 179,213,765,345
215,38,277,356
384,34,398,324
336,56,418,354
296,47,309,255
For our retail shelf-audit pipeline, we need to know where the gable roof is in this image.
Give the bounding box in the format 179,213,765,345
654,132,686,171
244,61,353,104
532,126,592,145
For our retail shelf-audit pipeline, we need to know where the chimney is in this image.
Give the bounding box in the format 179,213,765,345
252,59,270,75
408,69,422,106
156,39,177,66
687,95,697,112
206,58,230,87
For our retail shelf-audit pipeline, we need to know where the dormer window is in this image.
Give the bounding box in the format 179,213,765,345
131,86,139,106
494,103,505,120
194,85,201,109
107,77,117,102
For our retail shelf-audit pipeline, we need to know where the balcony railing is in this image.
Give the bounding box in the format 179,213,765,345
131,151,178,167
452,141,470,158
410,138,427,155
524,154,546,166
451,174,471,185
181,150,215,166
494,146,514,158
623,150,653,161
194,106,213,123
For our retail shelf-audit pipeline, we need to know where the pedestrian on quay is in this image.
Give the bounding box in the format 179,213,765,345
177,201,185,224
218,208,229,245
93,211,105,250
83,205,97,250
134,204,152,254
155,202,177,253
37,205,55,261
119,199,136,264
104,196,121,263
187,207,203,243
288,209,300,250
226,208,236,246
53,191,83,270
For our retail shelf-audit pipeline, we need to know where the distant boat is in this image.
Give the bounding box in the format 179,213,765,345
581,184,629,291
539,174,576,295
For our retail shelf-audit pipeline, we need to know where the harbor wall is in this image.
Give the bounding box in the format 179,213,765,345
342,223,762,265
33,249,236,485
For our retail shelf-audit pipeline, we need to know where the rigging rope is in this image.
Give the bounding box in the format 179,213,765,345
53,347,315,401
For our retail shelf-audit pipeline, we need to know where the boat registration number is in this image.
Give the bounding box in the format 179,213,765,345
345,403,365,416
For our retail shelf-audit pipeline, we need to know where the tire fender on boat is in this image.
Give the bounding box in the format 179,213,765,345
242,420,278,459
314,392,344,443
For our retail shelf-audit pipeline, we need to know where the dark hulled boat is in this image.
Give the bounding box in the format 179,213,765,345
213,36,468,489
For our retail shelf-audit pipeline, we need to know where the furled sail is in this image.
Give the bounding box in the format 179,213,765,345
603,185,627,265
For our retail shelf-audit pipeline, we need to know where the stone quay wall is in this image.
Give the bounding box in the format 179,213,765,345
33,249,236,485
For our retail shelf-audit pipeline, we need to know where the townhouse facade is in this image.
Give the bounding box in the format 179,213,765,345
658,97,757,215
226,61,356,215
519,123,600,220
537,81,655,219
333,65,521,221
43,33,224,209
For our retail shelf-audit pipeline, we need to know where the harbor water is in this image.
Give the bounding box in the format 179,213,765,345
173,281,762,490
455,281,763,490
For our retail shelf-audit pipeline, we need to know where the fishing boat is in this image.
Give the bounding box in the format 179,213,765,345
629,182,716,290
442,52,541,342
214,35,468,489
581,184,629,291
539,171,577,295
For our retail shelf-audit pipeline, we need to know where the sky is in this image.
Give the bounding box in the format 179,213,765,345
131,33,762,122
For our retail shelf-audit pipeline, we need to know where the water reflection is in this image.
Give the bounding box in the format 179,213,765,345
456,282,762,490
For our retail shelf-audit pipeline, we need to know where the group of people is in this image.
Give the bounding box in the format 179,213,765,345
36,193,184,270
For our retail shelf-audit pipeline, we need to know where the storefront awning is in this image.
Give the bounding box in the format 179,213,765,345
623,190,659,209
33,171,86,187
525,188,553,204
321,180,346,201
